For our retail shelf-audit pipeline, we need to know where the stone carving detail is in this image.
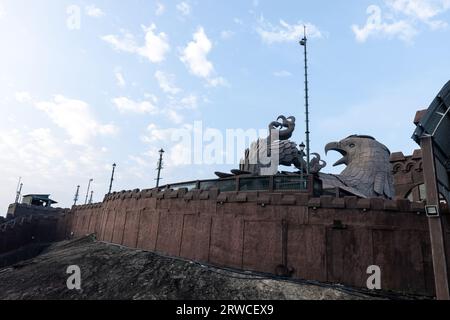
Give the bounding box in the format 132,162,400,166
215,116,325,177
320,135,395,199
238,116,310,175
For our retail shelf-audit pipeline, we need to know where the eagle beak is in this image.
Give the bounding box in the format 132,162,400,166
325,142,348,167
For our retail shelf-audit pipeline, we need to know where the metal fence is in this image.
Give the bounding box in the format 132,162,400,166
164,175,312,194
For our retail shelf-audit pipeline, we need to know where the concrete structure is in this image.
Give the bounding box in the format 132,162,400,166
58,187,446,296
391,149,425,201
21,194,57,207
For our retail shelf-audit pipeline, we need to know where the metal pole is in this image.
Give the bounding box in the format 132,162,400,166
85,179,93,205
300,26,311,174
156,149,164,188
73,185,80,206
89,190,94,204
15,177,22,203
421,136,450,300
16,183,23,204
108,163,117,194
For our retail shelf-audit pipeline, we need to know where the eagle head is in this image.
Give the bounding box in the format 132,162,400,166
325,135,391,167
323,135,394,199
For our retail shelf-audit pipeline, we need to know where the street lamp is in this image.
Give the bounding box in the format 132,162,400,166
85,178,93,205
299,142,306,185
73,185,80,206
156,149,165,188
108,163,117,194
89,190,94,204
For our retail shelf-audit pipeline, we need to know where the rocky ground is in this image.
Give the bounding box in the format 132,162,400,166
0,236,420,300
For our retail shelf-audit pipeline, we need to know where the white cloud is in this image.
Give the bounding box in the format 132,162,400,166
386,0,450,24
206,77,229,88
35,95,118,145
273,70,292,77
102,24,170,63
352,5,417,43
180,27,228,87
180,27,213,78
137,24,171,63
256,17,323,44
102,32,136,53
115,72,126,87
165,109,184,124
178,94,198,109
155,71,181,94
220,30,234,40
156,2,165,16
112,96,159,114
177,2,191,16
142,123,173,143
0,125,115,213
352,1,450,43
15,91,32,103
85,5,105,18
141,123,193,167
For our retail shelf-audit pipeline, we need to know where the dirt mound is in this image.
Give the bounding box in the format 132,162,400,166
0,236,396,300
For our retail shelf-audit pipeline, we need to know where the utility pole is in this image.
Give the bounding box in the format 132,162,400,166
156,149,165,188
73,185,80,206
85,179,93,205
88,190,94,204
15,177,22,203
108,163,117,194
300,25,311,174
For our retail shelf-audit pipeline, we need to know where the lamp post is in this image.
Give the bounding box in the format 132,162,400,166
299,26,311,175
88,190,94,204
85,179,93,205
73,185,80,206
108,163,117,194
156,149,165,188
299,142,306,187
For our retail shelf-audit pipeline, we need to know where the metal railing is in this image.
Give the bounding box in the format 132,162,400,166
163,175,314,194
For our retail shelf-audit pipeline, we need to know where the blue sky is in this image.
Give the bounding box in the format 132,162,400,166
0,0,449,214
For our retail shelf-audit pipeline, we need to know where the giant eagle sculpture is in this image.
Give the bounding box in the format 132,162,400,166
319,135,395,199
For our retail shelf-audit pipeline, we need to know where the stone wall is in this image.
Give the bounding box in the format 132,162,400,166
65,188,448,296
390,149,424,200
0,213,68,255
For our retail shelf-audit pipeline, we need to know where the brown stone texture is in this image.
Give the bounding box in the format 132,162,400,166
390,150,424,200
136,208,159,251
155,210,183,256
180,214,212,262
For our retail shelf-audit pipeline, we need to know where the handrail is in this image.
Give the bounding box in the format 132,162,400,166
163,174,313,194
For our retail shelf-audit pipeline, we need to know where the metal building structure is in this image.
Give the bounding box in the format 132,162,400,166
412,80,450,300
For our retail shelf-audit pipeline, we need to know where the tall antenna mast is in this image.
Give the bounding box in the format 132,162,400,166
108,163,117,194
73,185,80,206
156,149,165,188
85,179,93,205
15,177,22,203
300,25,311,174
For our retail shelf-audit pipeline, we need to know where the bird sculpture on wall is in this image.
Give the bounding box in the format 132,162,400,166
238,115,310,175
320,135,395,199
215,115,325,178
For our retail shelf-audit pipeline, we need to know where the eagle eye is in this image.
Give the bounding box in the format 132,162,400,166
349,143,356,148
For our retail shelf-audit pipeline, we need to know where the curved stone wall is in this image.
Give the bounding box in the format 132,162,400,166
64,188,450,296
